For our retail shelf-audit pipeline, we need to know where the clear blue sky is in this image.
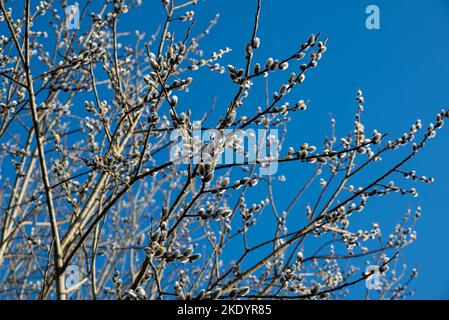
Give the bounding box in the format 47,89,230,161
125,0,449,299
3,0,449,299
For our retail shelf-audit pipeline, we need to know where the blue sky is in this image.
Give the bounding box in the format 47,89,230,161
2,0,449,299
127,0,449,299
